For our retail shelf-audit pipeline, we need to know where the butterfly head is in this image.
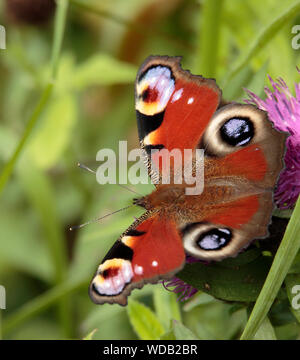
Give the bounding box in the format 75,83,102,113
133,197,147,209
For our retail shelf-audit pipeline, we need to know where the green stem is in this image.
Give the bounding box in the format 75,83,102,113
0,0,69,196
2,278,88,337
51,0,69,80
241,196,300,340
0,83,53,194
47,0,72,339
222,0,300,87
197,0,224,78
0,0,71,338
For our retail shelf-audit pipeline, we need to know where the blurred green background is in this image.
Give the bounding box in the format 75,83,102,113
0,0,300,340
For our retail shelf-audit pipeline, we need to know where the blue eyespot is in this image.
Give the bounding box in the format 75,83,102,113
197,228,232,250
220,118,254,146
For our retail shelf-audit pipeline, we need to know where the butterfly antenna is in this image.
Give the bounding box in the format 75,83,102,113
69,204,134,231
77,162,96,174
77,162,143,196
116,184,143,196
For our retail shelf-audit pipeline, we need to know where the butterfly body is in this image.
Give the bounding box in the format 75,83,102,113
89,56,286,306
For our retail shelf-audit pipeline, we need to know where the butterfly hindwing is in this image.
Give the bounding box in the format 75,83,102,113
181,192,274,261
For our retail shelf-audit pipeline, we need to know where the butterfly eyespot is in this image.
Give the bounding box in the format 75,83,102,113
220,118,254,147
136,65,175,116
200,104,267,157
90,259,133,298
141,87,158,103
197,228,232,250
102,267,119,278
182,223,234,259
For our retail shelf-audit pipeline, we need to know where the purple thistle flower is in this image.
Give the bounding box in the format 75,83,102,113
245,72,300,209
162,255,201,301
162,277,198,301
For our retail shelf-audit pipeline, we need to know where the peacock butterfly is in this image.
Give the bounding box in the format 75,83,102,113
89,56,286,306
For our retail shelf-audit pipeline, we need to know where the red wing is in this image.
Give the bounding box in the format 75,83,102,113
179,104,286,260
135,56,221,182
89,213,185,305
200,104,287,188
181,192,274,261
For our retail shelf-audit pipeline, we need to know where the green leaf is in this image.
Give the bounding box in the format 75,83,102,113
222,66,253,101
269,298,297,326
83,329,98,340
222,62,268,102
177,250,270,302
253,317,277,340
72,54,137,90
222,0,300,87
244,62,268,98
172,320,199,340
153,286,181,330
274,322,300,340
127,299,165,340
182,292,215,312
81,285,154,336
159,330,176,340
26,93,77,169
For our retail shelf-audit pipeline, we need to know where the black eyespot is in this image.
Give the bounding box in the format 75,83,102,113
102,267,119,279
141,88,150,101
197,228,232,250
220,118,254,147
140,87,159,103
